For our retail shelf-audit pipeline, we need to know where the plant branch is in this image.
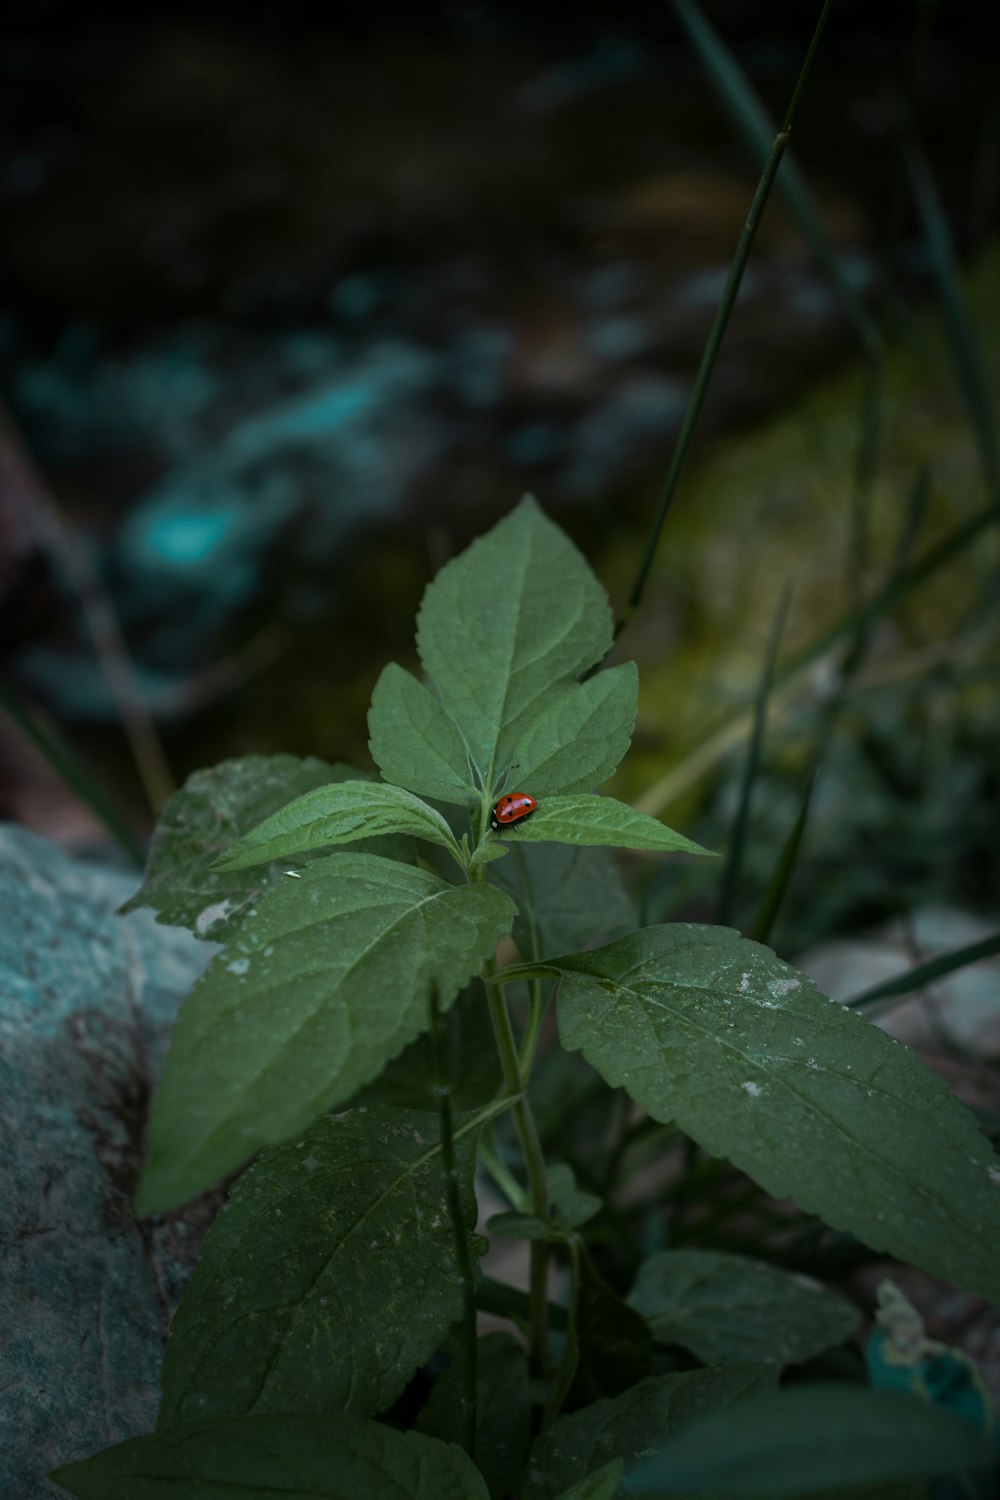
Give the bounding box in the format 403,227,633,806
429,986,478,1459
483,955,550,1375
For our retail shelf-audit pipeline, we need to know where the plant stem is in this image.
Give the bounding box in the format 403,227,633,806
716,580,793,928
617,0,834,637
429,987,477,1459
480,1125,528,1210
518,978,550,1075
483,956,550,1375
750,764,817,946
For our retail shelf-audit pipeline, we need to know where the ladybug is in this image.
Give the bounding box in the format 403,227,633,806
490,792,538,833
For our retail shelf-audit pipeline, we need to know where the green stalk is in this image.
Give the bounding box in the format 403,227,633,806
750,463,946,947
508,844,553,1076
671,0,881,362
716,580,792,928
617,0,834,635
477,1275,569,1333
845,930,1000,1011
428,986,478,1458
480,1124,528,1210
482,954,551,1375
750,765,818,946
518,978,551,1075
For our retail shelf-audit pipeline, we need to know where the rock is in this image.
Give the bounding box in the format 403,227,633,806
0,826,211,1498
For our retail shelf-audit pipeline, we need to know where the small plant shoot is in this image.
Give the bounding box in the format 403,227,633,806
51,497,1000,1500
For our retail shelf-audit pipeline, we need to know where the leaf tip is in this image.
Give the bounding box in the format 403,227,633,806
209,847,241,871
133,1160,182,1219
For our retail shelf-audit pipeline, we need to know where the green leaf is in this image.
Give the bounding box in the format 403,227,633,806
554,925,1000,1302
486,1166,600,1242
571,1252,652,1403
213,780,460,869
547,1163,602,1230
122,755,395,941
627,1249,859,1367
417,1331,531,1500
625,1383,991,1495
416,496,613,794
489,796,711,855
157,1105,482,1426
489,843,636,962
488,1211,553,1241
521,1366,775,1500
546,1267,581,1428
551,1460,623,1500
357,982,502,1113
530,1040,613,1146
51,1412,491,1499
510,663,638,796
474,842,510,865
137,854,514,1212
368,663,476,804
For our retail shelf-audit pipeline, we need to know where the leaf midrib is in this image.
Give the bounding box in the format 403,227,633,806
169,1118,480,1420
580,975,979,1234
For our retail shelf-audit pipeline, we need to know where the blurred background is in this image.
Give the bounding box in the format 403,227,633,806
1,0,998,955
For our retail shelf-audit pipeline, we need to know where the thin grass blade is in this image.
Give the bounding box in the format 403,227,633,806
637,500,997,817
717,583,792,928
671,0,881,361
845,930,1000,1010
617,0,834,634
749,766,817,946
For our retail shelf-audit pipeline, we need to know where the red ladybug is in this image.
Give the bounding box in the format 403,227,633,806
490,792,538,833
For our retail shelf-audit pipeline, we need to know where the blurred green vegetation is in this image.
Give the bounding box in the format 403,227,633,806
604,245,999,949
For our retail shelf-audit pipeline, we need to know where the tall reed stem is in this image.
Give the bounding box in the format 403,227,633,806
618,0,835,636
